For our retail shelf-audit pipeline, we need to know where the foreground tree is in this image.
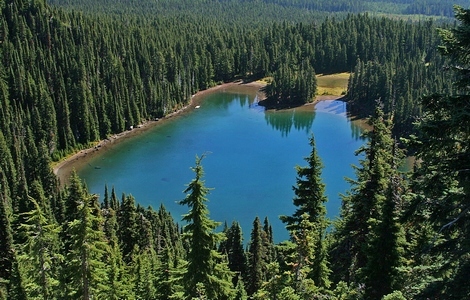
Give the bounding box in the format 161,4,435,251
179,155,235,299
406,6,470,299
246,217,265,296
62,182,109,299
17,197,62,299
280,135,331,290
0,178,14,298
331,105,405,298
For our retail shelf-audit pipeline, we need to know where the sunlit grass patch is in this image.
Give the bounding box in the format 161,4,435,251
316,72,350,96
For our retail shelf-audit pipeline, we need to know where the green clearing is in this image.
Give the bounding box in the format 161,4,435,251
316,72,350,96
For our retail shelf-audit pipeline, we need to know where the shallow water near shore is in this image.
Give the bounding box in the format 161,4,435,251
78,91,365,242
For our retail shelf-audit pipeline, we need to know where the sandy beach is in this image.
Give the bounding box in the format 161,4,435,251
53,80,268,185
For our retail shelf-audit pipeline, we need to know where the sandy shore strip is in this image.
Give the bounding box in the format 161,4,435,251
53,80,267,185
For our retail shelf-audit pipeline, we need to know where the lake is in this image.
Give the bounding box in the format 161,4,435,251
77,88,366,242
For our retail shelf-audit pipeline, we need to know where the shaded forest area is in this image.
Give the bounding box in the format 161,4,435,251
1,0,469,299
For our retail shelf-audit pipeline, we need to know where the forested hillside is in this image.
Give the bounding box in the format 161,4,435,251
1,0,469,299
47,0,470,19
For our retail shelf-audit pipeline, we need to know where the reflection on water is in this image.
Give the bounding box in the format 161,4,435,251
263,100,354,137
350,121,364,140
264,109,315,137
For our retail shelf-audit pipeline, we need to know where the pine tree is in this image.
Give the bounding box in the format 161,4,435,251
17,196,62,300
63,188,109,299
246,216,265,296
280,135,331,289
331,105,404,298
117,194,138,264
225,221,247,285
0,176,14,297
179,155,234,299
406,6,470,299
102,206,132,299
363,142,406,300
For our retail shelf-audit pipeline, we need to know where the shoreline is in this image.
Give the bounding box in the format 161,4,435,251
52,80,347,186
53,80,268,185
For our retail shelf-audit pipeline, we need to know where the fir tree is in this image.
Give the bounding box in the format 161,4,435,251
331,105,404,297
179,155,234,299
17,196,62,300
280,135,331,289
0,177,14,297
117,194,138,264
246,216,265,296
406,6,470,299
63,189,109,299
225,221,248,285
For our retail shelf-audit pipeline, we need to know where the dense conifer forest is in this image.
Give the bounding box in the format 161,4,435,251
1,0,469,299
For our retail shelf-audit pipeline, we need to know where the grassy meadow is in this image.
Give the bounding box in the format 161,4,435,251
316,72,350,96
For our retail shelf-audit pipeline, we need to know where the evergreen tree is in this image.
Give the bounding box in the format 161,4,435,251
331,105,404,298
246,216,265,296
102,206,132,299
132,248,158,299
17,196,62,300
406,6,470,299
280,135,331,289
363,142,406,300
179,155,234,300
225,221,248,285
62,187,109,299
0,177,14,297
117,194,138,264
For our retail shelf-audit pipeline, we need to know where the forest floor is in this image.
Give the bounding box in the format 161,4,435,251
53,76,350,185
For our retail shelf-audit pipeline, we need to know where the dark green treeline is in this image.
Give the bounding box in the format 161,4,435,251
48,0,470,19
1,0,469,299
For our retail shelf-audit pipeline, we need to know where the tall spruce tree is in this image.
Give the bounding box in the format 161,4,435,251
407,6,470,299
363,141,406,300
62,184,109,299
280,135,331,289
0,177,14,298
179,155,234,300
246,216,265,296
331,104,404,297
17,196,62,300
221,221,247,286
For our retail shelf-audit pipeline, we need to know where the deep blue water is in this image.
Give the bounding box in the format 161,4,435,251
78,91,365,242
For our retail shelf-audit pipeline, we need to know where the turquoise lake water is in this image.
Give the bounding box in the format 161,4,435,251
78,91,365,242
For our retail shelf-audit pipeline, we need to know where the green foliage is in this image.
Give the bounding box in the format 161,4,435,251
1,0,470,299
179,155,235,300
382,290,406,300
330,105,406,299
17,196,62,299
280,135,331,290
62,186,110,299
404,6,470,299
246,217,266,296
345,19,454,137
219,221,248,285
0,177,14,296
47,0,470,20
263,59,317,108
